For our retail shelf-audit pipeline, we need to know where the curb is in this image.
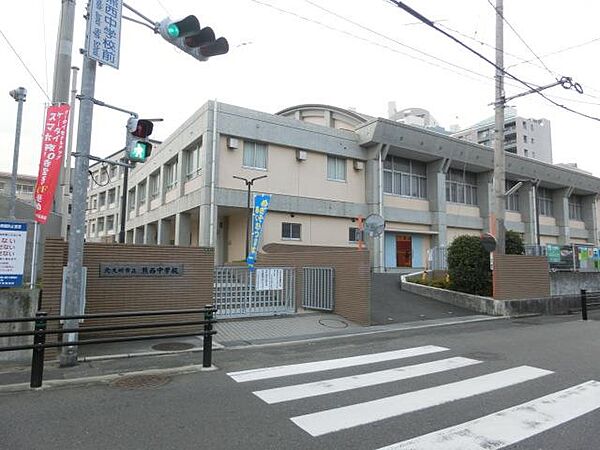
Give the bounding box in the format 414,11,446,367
0,363,217,394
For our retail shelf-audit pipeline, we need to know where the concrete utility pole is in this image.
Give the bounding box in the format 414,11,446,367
52,0,77,234
8,87,27,219
492,0,506,254
61,53,97,366
60,66,80,239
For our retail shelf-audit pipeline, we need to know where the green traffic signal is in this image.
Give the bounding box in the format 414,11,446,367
128,141,151,163
167,23,179,38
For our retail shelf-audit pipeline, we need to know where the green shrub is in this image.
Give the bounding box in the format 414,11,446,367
505,230,525,255
447,235,492,296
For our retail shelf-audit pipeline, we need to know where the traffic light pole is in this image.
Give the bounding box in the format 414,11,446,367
119,162,129,244
61,53,97,367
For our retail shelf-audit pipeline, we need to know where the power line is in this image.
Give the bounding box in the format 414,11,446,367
385,1,600,123
249,0,503,86
485,0,556,78
0,28,51,102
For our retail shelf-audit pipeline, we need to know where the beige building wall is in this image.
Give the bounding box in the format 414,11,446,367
218,138,366,204
569,220,586,230
386,222,432,233
571,238,588,244
539,216,556,226
227,213,246,262
447,204,480,217
540,235,558,245
505,212,522,223
384,195,429,211
447,227,481,242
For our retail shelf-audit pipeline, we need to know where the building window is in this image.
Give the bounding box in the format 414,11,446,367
243,141,267,170
184,141,202,180
91,222,96,234
445,168,478,206
522,120,527,129
537,187,553,216
91,195,98,210
107,188,116,206
97,217,105,232
383,156,427,199
164,158,178,191
281,222,301,240
138,182,147,205
531,137,535,144
128,189,136,211
150,171,160,199
349,227,359,242
98,191,106,208
110,165,117,179
569,195,583,221
106,215,115,231
505,180,520,212
327,156,346,181
523,135,528,143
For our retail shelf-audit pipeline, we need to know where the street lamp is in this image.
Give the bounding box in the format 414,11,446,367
233,175,267,259
8,87,27,219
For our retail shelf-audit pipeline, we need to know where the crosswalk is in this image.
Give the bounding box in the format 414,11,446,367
226,345,600,449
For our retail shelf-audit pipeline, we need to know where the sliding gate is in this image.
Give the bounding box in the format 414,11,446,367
214,267,295,318
302,267,335,311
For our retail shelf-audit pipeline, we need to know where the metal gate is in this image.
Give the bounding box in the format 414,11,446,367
214,267,295,318
302,267,335,311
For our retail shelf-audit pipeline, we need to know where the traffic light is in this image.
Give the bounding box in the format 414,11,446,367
126,117,153,163
158,16,229,61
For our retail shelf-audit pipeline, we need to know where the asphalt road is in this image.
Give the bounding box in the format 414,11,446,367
1,315,599,450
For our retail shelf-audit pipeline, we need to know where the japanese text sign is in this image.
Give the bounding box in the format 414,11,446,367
86,0,123,69
0,222,28,287
34,104,70,224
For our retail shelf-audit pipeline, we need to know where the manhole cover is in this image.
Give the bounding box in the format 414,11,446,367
318,318,349,329
111,374,171,389
151,342,195,351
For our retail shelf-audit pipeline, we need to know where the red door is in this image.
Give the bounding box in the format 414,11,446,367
396,235,412,267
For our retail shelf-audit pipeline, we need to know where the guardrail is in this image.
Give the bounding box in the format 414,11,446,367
0,304,217,388
580,289,600,321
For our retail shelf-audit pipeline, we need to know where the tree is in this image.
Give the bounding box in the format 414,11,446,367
505,230,525,255
447,235,492,296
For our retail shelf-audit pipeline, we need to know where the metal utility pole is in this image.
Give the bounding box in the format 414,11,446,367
492,0,506,254
60,66,80,239
52,0,77,231
233,175,267,259
119,161,129,243
61,53,97,366
8,87,27,219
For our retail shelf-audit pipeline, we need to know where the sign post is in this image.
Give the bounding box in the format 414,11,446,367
0,222,28,288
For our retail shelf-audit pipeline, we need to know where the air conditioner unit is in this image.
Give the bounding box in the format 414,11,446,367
296,150,307,161
353,160,365,170
226,137,239,149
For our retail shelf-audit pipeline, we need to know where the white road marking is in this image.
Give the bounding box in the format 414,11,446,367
379,380,600,450
291,366,553,437
227,345,449,383
254,357,481,404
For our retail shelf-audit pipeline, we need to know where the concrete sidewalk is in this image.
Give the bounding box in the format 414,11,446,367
0,312,503,391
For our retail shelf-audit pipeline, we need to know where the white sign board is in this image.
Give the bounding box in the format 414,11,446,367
255,268,284,291
86,0,123,69
0,221,28,287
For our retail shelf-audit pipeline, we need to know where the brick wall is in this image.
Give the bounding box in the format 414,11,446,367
41,239,214,344
258,244,371,325
493,255,550,300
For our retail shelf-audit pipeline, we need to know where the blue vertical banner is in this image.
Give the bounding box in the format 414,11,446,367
246,194,271,271
0,221,28,287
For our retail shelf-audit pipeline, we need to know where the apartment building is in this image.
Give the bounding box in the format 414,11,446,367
0,172,36,204
84,101,600,271
86,161,123,243
452,107,553,163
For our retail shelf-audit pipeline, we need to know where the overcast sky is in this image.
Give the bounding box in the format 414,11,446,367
1,0,599,177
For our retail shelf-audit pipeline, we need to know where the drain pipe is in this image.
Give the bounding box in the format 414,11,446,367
378,145,385,272
209,100,218,247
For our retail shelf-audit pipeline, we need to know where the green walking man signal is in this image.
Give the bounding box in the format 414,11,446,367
126,117,154,163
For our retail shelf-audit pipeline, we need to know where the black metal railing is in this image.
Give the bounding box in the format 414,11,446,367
580,290,600,321
0,304,217,388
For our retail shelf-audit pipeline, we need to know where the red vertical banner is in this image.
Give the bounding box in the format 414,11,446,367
34,104,70,224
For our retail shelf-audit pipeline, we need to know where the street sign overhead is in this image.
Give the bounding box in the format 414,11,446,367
86,0,123,69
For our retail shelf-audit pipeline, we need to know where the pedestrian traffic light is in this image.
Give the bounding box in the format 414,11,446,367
158,16,229,61
126,117,153,163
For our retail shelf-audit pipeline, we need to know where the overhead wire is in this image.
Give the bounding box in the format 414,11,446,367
384,0,600,122
0,28,51,101
485,0,556,78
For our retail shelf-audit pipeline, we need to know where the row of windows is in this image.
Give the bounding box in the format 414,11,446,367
89,187,118,210
281,222,360,242
383,156,427,199
445,169,478,206
87,214,116,235
0,182,35,194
